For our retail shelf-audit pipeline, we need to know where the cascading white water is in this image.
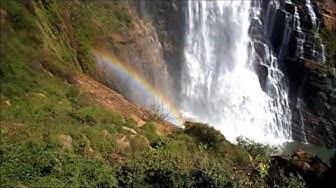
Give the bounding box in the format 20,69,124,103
305,0,326,63
294,6,305,58
180,0,292,144
305,0,317,28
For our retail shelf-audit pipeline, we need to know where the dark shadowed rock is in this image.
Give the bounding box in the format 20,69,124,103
268,149,331,188
255,0,336,148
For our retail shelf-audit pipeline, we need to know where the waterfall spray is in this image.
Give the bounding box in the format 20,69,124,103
94,50,184,127
180,0,292,144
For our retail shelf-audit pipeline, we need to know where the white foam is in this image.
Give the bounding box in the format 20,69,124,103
181,0,292,145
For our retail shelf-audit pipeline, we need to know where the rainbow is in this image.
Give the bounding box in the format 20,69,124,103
93,48,184,127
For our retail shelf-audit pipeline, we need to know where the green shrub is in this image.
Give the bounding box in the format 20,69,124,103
0,141,117,187
117,148,183,187
184,122,250,166
272,172,306,188
140,122,160,146
258,162,270,178
184,122,226,151
237,137,277,162
120,159,235,187
0,0,36,31
72,106,123,125
117,148,234,188
190,163,233,188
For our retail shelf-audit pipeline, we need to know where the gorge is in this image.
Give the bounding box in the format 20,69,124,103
1,0,335,187
109,0,336,148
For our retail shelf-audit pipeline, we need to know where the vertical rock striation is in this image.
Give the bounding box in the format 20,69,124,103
252,0,336,148
95,2,176,104
131,0,187,100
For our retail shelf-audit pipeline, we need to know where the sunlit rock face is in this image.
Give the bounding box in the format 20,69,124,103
315,0,336,31
132,0,187,99
94,8,178,122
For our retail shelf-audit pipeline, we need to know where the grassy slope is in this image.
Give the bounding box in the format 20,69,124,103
0,1,306,187
0,2,126,187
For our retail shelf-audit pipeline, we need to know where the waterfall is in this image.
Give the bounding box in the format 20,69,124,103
294,6,305,58
180,0,292,144
305,0,326,64
305,0,317,28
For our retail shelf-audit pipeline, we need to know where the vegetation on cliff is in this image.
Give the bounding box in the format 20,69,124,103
0,1,334,187
320,29,336,70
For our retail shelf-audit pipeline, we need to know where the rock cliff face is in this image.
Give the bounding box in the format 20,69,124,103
97,0,335,147
268,149,335,188
316,0,336,31
96,1,186,104
131,0,186,99
130,0,336,147
252,0,336,148
95,3,175,103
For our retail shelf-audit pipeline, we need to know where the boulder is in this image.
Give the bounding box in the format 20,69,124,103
267,149,329,188
59,134,73,151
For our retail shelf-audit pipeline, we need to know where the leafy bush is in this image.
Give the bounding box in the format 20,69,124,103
237,137,277,162
117,148,185,187
117,148,234,188
0,141,117,187
184,122,250,166
140,122,160,146
184,122,226,151
0,0,36,31
236,137,278,180
258,162,270,178
271,171,306,188
190,163,233,188
71,105,128,127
